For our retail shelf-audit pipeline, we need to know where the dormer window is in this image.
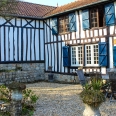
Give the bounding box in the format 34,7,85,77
52,13,76,35
59,15,70,33
90,8,98,28
82,3,115,30
90,6,104,28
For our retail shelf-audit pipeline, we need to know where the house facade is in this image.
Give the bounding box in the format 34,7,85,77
0,0,116,83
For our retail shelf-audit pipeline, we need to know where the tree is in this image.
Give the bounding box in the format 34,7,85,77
0,0,20,17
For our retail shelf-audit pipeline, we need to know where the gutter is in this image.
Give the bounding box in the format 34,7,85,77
1,14,43,20
43,0,111,19
15,15,43,20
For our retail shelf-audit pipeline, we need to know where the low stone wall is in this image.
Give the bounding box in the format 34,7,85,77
0,63,79,84
45,73,79,83
0,63,45,84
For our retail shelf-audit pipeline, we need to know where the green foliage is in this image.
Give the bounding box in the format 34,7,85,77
80,89,105,107
22,89,38,115
0,111,11,116
0,85,39,116
23,89,39,104
90,77,103,90
0,85,11,102
22,104,34,116
83,83,91,90
80,77,105,107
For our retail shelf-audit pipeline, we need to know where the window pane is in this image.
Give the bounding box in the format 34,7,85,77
71,47,76,65
71,46,83,66
93,13,97,17
90,8,98,28
77,46,83,64
93,45,98,64
86,45,91,64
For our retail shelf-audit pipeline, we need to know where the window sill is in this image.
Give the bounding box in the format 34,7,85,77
59,31,76,35
83,66,100,68
90,26,107,30
71,65,83,67
89,25,116,30
84,26,109,31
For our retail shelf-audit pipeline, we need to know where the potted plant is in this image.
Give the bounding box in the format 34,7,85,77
80,77,105,116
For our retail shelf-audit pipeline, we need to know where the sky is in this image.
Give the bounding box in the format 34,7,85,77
23,0,74,7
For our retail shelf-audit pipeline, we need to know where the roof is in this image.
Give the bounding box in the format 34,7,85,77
44,0,109,18
1,1,56,19
0,0,111,19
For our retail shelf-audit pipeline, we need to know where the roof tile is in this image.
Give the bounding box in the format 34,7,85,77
1,0,109,18
3,1,56,18
44,0,104,17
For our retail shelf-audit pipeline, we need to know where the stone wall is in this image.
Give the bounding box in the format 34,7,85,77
45,73,79,84
0,63,45,84
0,63,79,84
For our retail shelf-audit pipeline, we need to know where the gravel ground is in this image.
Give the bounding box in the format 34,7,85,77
26,82,116,116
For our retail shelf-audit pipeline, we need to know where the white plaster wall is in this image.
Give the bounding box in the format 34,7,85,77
0,17,44,62
109,37,114,68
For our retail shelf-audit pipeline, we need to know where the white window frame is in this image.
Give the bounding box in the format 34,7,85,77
71,46,83,66
85,44,99,66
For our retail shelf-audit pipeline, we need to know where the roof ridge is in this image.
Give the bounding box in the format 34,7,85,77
58,0,79,7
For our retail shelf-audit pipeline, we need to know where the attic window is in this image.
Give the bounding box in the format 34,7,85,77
59,15,70,33
90,6,104,28
90,8,98,28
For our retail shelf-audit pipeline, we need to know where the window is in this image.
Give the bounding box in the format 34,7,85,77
71,46,83,66
59,15,70,33
90,8,98,28
85,44,99,66
82,3,115,30
52,13,76,35
90,6,104,28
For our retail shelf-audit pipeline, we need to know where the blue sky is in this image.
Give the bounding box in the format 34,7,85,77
23,0,74,7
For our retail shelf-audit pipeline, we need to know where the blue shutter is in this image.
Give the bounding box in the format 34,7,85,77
52,17,58,35
99,42,107,66
69,13,76,32
113,46,116,66
63,46,70,67
105,3,115,26
82,9,90,30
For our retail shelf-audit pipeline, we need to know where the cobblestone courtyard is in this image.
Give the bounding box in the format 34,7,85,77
26,82,116,116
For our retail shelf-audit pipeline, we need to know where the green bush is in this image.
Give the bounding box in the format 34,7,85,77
80,77,105,107
0,85,39,116
0,85,11,102
22,89,39,115
0,111,11,116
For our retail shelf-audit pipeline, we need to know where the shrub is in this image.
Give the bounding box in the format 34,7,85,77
80,77,105,107
22,89,38,116
0,85,11,102
0,85,39,116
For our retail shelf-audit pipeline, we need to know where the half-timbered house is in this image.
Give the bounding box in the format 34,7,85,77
0,0,116,83
0,2,56,83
